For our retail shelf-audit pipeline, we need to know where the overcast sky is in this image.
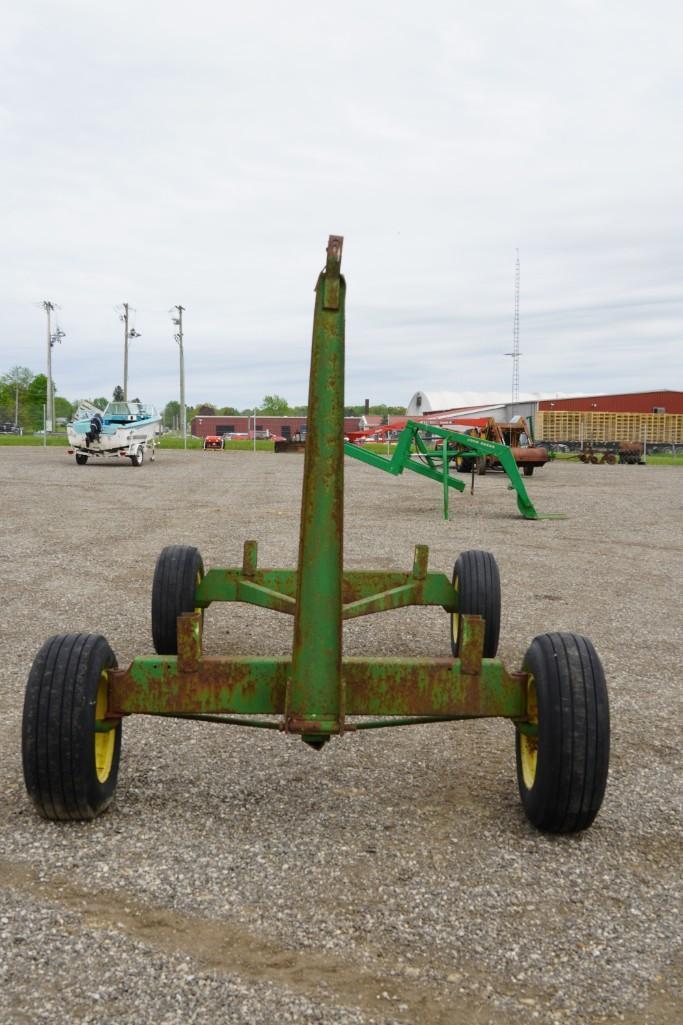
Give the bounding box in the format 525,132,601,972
1,0,681,411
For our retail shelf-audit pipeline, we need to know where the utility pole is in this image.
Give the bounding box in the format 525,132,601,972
41,303,57,432
172,305,186,448
122,303,129,401
120,303,141,401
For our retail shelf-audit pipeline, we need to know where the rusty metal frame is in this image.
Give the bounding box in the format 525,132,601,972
103,236,534,747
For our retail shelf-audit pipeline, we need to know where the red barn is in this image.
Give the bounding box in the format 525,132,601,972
537,390,683,414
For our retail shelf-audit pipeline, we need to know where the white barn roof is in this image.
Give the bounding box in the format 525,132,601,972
407,391,520,415
406,390,570,416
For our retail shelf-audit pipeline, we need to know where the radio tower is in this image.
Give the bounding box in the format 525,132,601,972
505,250,521,405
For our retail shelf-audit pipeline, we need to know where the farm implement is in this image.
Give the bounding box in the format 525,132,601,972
344,421,555,520
21,236,610,833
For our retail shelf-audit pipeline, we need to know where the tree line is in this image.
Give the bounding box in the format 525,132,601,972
0,370,406,432
171,393,406,427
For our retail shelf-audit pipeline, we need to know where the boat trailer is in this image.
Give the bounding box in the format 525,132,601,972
21,236,609,833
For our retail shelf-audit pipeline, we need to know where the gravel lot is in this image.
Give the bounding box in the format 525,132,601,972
1,447,681,1025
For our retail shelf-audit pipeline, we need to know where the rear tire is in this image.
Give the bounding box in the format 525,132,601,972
523,465,534,477
450,550,501,658
476,457,487,475
75,453,88,465
516,633,610,833
22,633,121,820
152,545,204,654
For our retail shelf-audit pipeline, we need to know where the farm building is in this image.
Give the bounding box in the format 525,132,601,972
191,414,367,440
406,389,683,446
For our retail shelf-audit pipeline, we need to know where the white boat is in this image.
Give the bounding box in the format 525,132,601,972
67,400,162,466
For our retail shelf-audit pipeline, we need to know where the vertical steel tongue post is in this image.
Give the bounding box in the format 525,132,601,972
288,236,345,746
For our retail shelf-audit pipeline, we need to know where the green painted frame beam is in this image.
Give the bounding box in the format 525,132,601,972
195,544,457,618
109,656,525,722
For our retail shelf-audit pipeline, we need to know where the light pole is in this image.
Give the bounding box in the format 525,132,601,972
120,303,141,401
41,302,64,431
172,306,186,449
42,301,54,431
50,324,65,429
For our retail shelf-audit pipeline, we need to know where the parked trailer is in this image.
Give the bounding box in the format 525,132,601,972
21,237,609,833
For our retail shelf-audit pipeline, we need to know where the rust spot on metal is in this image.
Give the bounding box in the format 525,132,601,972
177,612,202,673
459,616,484,675
242,540,258,576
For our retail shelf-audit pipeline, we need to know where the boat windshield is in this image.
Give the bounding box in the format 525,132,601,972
103,402,157,421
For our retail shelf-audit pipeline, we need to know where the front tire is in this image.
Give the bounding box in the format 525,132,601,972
131,446,144,467
75,453,88,466
516,633,609,833
22,633,122,820
523,465,534,477
152,545,204,654
450,550,501,658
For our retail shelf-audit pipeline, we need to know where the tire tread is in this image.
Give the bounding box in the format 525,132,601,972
151,545,204,655
516,632,609,833
22,633,120,821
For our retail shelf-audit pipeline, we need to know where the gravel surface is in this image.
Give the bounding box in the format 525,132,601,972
1,447,681,1025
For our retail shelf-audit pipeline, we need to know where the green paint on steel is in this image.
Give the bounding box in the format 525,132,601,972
289,235,345,726
196,563,456,619
108,649,525,721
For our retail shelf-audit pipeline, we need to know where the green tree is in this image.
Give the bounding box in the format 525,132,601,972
219,406,240,415
196,403,216,416
112,385,124,401
25,374,49,429
259,394,291,415
162,400,180,428
0,366,34,426
92,397,108,410
54,396,73,423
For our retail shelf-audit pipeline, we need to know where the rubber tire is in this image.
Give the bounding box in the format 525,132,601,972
152,545,204,655
456,455,474,474
75,453,88,465
523,465,534,477
131,447,144,467
476,457,488,475
516,633,610,833
22,633,121,821
450,550,501,658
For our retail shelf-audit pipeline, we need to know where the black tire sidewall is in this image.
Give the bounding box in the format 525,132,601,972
516,633,610,833
451,550,501,658
151,545,204,655
22,633,121,820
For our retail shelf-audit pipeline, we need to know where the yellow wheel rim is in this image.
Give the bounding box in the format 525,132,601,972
94,671,115,784
194,570,205,637
194,570,203,616
519,674,538,790
450,575,459,649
